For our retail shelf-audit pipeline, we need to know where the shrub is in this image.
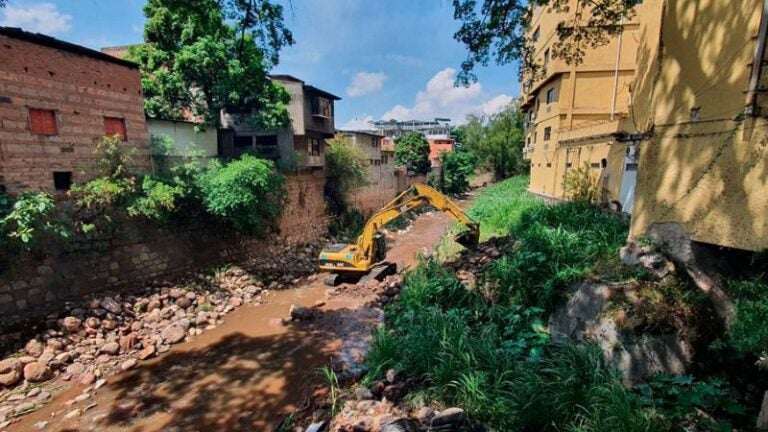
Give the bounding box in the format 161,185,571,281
563,162,601,203
727,280,768,357
127,176,185,221
439,150,476,194
394,132,431,175
0,192,69,249
195,155,285,234
324,133,369,217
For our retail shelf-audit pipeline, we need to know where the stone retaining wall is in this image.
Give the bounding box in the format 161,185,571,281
0,172,328,328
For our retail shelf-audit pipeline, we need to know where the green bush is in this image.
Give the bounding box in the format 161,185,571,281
0,192,69,249
465,176,543,239
195,155,285,234
324,133,369,218
127,176,185,221
439,151,476,194
394,132,432,175
727,280,768,357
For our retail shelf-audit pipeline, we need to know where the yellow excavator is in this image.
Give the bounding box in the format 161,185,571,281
318,183,480,285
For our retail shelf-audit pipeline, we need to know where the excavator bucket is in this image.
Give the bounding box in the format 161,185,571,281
455,229,479,248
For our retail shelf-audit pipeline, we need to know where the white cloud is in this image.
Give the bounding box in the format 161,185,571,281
346,71,387,97
482,94,514,116
379,68,513,124
340,115,375,131
0,3,72,35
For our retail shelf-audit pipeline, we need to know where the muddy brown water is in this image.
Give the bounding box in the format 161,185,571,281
11,211,459,432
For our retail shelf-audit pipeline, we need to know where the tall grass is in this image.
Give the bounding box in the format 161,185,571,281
365,176,653,430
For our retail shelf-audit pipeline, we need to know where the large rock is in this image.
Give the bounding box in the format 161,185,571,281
0,358,23,387
23,362,51,383
100,298,121,314
25,339,44,357
61,316,83,333
99,342,120,355
161,325,186,344
431,407,465,427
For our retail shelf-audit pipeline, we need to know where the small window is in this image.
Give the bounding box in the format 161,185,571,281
546,163,552,168
533,132,537,143
104,117,127,141
371,136,379,148
312,97,332,118
382,155,389,164
544,127,552,141
234,135,253,148
53,171,72,191
308,137,321,156
546,88,556,104
532,26,541,42
591,162,601,169
29,108,58,136
565,162,573,168
544,48,550,65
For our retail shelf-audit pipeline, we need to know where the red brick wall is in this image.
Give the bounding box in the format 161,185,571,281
0,34,150,194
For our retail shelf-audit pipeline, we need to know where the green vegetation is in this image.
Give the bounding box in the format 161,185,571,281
196,155,285,234
324,133,369,216
1,135,286,263
365,175,754,430
438,150,476,194
564,162,601,203
727,279,768,357
454,103,527,181
129,0,293,128
394,132,432,175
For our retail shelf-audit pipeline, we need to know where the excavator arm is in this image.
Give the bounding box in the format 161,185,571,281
318,184,479,274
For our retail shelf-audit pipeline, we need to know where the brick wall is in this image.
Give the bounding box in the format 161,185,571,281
0,172,328,327
0,32,150,194
351,168,428,215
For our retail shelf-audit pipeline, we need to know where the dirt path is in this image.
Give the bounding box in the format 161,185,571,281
12,210,460,432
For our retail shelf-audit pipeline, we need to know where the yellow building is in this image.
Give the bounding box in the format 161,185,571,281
627,0,768,251
521,2,648,211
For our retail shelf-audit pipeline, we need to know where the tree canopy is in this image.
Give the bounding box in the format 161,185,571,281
395,133,432,175
129,0,293,129
452,0,640,85
455,102,527,180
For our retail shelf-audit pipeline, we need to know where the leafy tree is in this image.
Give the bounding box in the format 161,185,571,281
439,150,477,194
324,133,369,216
395,132,432,175
458,103,527,180
195,155,285,234
129,0,293,128
452,0,640,85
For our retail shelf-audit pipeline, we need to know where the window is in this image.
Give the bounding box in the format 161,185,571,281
532,26,540,42
565,162,573,168
591,162,601,169
374,159,381,166
546,163,552,168
533,132,537,143
312,96,332,118
382,155,389,164
104,117,127,141
308,137,322,156
255,135,279,159
546,88,556,104
234,135,253,148
544,127,552,141
371,136,380,147
29,108,58,136
53,171,72,191
544,49,550,65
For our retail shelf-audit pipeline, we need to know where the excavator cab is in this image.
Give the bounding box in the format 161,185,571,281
318,183,480,285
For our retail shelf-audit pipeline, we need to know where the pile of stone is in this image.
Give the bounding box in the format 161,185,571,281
330,369,471,432
0,262,287,427
245,243,321,288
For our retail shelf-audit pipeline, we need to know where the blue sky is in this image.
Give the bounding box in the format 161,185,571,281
0,0,520,128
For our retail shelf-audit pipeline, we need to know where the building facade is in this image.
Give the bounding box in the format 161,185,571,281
0,27,150,195
521,2,647,211
627,0,768,251
220,74,340,170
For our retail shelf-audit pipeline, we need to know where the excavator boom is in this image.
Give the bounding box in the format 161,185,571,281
318,184,479,275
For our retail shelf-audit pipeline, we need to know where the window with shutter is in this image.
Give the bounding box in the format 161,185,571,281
104,117,127,141
29,109,58,136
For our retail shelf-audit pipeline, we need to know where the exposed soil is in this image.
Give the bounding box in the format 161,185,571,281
9,210,462,432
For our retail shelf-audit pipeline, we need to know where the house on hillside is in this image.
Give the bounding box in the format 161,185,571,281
219,75,341,170
0,27,150,195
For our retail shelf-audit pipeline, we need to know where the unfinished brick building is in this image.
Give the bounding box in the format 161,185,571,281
0,27,150,195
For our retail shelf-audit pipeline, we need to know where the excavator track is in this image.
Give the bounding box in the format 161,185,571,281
359,262,397,285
